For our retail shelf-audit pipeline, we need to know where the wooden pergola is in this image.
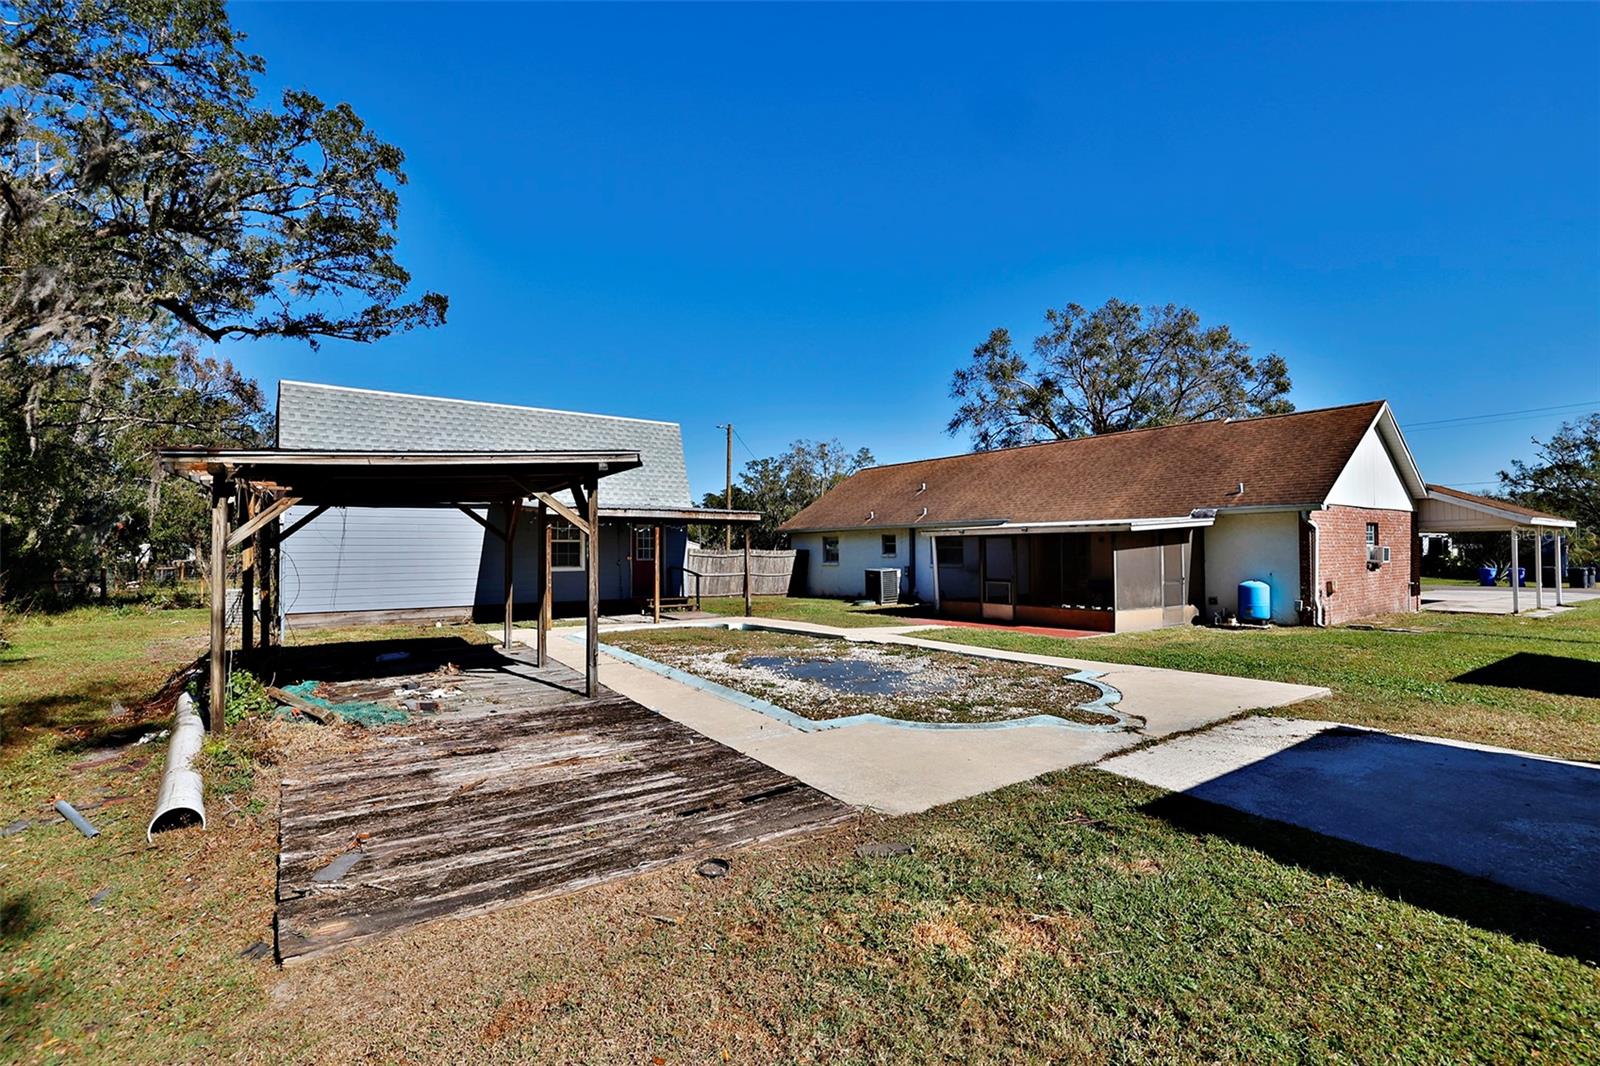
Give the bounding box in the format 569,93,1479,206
158,447,642,730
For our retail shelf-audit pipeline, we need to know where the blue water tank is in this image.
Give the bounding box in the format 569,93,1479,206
1238,580,1271,623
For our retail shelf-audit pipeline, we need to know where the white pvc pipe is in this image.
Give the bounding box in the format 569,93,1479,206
147,693,207,841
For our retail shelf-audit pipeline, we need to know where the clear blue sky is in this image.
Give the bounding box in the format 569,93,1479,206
222,2,1600,501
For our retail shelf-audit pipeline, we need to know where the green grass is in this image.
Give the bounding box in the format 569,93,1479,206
699,594,934,628
4,604,1598,1061
910,601,1600,762
1421,575,1487,587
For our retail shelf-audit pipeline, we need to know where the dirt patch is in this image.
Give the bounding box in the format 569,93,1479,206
606,628,1119,726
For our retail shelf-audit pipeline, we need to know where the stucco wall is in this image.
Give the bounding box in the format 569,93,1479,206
1201,510,1304,624
789,529,911,598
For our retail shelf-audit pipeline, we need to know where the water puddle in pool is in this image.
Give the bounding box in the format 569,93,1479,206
741,655,948,696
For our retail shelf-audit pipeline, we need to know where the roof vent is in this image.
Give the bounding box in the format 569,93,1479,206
918,507,929,519
868,510,876,521
1235,481,1246,495
917,482,927,493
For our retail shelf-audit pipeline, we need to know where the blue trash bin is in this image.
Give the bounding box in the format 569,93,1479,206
1477,565,1497,586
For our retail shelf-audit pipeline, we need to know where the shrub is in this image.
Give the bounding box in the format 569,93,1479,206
223,668,276,726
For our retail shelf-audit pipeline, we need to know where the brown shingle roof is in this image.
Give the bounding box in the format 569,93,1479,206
1424,483,1572,524
781,401,1390,532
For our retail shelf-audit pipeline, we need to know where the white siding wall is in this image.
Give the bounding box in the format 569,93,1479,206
1202,511,1302,624
790,529,911,598
280,504,651,617
1325,425,1415,511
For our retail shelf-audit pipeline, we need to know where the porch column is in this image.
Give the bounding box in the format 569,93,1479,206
258,517,275,648
1555,533,1565,606
535,500,548,667
239,494,255,653
652,524,662,624
1534,530,1544,610
585,479,600,697
502,499,520,649
208,478,230,732
743,526,752,617
1510,529,1520,614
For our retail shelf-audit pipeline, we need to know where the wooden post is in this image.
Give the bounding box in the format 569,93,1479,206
585,479,600,697
208,479,230,732
261,518,277,647
536,500,549,667
503,499,520,649
653,524,662,624
239,495,255,653
743,525,752,617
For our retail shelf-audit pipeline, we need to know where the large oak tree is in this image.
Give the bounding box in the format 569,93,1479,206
948,299,1292,450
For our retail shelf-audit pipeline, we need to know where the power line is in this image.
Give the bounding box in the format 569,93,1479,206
1404,401,1598,430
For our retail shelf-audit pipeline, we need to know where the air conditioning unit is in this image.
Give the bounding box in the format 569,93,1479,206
864,568,900,605
1367,545,1391,566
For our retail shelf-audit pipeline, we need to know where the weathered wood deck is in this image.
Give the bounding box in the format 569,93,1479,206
273,641,854,963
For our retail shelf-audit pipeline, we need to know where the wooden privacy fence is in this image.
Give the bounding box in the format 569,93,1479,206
684,548,796,598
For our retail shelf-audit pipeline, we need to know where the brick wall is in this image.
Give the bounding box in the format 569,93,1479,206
1312,506,1419,625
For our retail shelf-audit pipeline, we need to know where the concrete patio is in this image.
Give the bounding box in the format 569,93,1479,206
1421,584,1600,616
1103,716,1600,913
526,617,1330,814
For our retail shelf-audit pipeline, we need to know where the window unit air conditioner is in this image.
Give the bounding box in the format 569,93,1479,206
1367,545,1391,566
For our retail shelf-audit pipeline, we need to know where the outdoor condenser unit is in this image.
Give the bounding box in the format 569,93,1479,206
864,568,900,605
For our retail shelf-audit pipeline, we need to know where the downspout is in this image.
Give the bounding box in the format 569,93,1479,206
1307,513,1324,627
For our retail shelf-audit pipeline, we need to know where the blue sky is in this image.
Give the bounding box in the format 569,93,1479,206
223,2,1599,500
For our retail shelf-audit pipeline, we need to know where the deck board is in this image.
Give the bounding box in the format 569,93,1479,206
273,642,854,963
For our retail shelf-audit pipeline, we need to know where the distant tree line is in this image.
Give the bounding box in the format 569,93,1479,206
693,439,875,550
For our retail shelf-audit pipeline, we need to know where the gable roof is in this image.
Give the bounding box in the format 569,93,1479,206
782,401,1412,532
275,381,692,509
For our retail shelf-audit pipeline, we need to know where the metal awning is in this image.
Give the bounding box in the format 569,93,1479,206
1418,484,1576,533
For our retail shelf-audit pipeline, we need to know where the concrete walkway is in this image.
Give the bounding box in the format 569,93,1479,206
1102,716,1600,912
518,618,1328,815
1421,584,1600,616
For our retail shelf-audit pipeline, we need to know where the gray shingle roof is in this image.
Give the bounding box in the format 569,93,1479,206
276,381,691,509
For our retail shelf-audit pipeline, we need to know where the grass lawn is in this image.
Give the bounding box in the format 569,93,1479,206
910,601,1600,762
2,605,1597,1061
1421,575,1487,587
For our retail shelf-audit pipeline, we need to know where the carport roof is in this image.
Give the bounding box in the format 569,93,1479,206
1421,484,1576,531
157,447,642,507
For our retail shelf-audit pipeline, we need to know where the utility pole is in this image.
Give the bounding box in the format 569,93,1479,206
718,423,733,550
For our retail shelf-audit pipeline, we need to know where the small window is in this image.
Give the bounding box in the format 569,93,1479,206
936,538,964,566
551,520,585,570
633,526,654,562
822,536,840,565
880,534,897,557
1365,522,1379,547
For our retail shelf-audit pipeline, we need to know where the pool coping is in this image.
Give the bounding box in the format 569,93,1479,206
584,622,1133,734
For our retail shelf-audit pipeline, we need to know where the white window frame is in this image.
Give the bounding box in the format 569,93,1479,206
880,533,897,558
822,536,840,566
551,519,586,572
1365,522,1379,547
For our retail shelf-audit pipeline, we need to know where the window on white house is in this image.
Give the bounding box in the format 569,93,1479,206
1366,522,1379,547
935,538,964,566
822,537,840,565
633,526,654,561
881,534,897,557
552,520,585,570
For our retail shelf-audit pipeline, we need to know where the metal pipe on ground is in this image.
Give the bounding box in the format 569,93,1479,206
147,693,208,841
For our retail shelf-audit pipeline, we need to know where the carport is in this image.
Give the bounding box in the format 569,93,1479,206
1418,484,1579,613
158,447,642,727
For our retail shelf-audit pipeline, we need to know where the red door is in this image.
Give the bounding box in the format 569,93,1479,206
632,526,657,600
